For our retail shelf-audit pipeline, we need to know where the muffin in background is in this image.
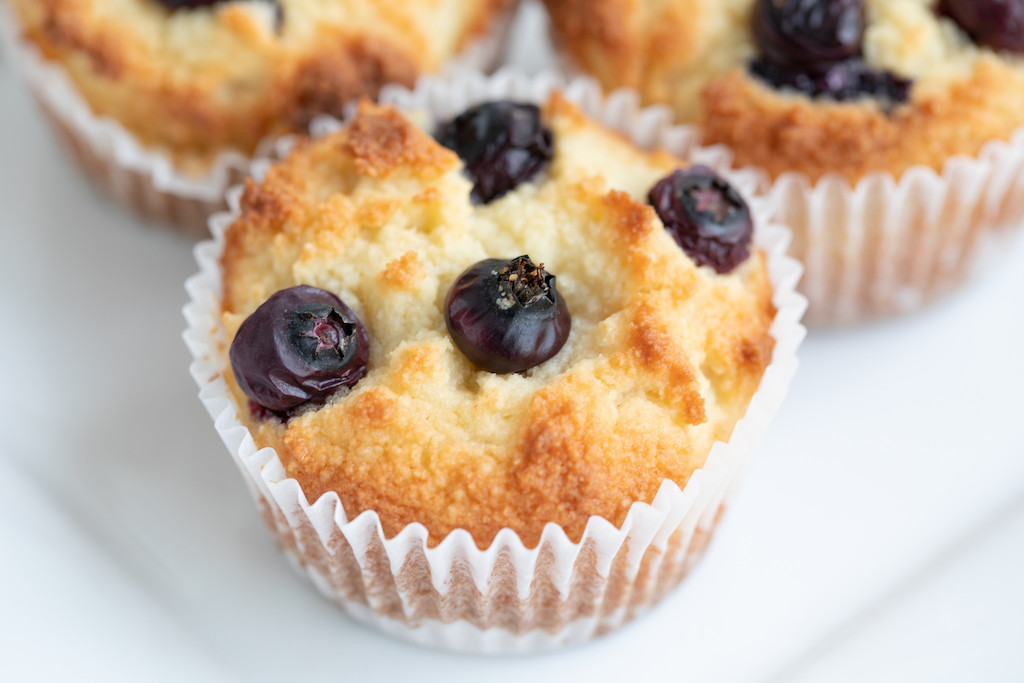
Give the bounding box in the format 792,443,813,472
544,0,1024,324
184,72,806,651
0,0,516,235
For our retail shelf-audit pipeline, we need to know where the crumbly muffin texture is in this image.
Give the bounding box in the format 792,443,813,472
546,0,1024,181
11,0,509,173
220,96,775,548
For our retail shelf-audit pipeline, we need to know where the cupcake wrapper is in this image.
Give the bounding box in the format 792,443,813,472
0,2,250,237
183,70,807,653
757,134,1024,326
0,2,516,237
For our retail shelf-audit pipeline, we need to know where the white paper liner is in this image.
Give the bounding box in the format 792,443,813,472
753,132,1024,326
0,1,517,236
183,70,807,653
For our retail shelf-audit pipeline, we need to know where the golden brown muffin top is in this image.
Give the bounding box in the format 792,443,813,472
545,0,1024,181
11,0,510,173
219,95,776,549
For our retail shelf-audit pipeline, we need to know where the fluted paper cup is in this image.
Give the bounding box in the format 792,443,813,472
183,70,807,653
0,1,517,237
757,138,1024,325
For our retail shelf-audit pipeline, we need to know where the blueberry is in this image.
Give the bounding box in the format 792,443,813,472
445,256,571,374
941,0,1024,54
753,0,866,72
436,101,554,204
749,0,911,105
648,167,754,275
155,0,283,27
229,285,369,414
749,56,912,105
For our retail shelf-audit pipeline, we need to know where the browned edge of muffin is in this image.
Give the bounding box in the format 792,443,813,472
701,61,1024,183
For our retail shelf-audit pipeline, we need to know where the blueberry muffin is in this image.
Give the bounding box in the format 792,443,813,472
545,0,1024,324
4,0,514,230
218,95,777,547
546,0,1024,182
186,75,805,645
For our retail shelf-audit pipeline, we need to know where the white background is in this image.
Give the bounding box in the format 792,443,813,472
2,3,1023,681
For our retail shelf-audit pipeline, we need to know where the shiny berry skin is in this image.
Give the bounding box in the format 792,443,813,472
436,101,554,204
445,256,571,374
753,0,866,72
941,0,1024,54
749,57,912,105
229,285,369,414
648,167,754,275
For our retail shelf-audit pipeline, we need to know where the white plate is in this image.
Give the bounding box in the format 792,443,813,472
2,4,1023,681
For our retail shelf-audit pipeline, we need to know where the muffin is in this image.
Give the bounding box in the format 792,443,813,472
545,0,1024,324
0,0,515,234
185,73,805,650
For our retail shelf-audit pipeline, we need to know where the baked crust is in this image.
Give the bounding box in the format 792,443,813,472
220,96,775,549
545,0,1024,181
544,0,753,124
702,59,1024,182
10,0,512,173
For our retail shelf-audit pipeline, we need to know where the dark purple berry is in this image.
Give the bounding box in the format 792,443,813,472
445,256,571,374
436,101,554,204
155,0,283,28
754,0,866,72
941,0,1024,53
749,57,912,106
648,167,754,274
229,285,369,414
750,0,912,106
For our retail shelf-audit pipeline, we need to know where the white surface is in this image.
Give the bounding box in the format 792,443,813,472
785,499,1024,683
2,3,1024,680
